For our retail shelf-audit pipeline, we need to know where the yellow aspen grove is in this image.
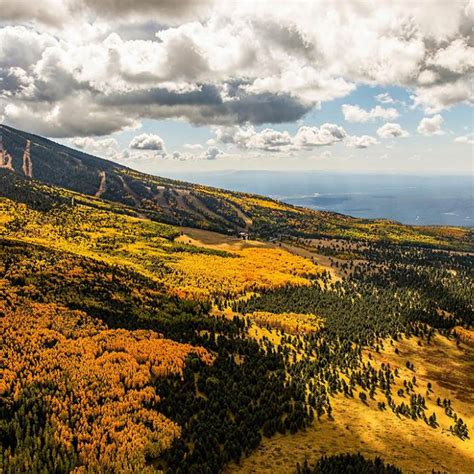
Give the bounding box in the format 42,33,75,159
0,300,213,472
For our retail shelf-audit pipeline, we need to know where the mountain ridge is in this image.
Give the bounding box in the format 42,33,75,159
0,123,472,249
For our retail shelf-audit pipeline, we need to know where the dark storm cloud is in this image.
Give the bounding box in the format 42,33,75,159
0,68,28,95
0,0,213,27
229,90,310,124
100,84,222,107
100,83,311,126
0,91,138,138
114,21,170,41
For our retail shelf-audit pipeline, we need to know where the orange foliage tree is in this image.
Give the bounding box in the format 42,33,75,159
1,300,213,472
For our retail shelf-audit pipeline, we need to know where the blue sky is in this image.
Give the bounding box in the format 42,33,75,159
114,85,468,149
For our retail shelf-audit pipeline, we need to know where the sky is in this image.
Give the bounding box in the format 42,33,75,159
0,0,473,175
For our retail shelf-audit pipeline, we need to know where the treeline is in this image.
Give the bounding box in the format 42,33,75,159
0,169,69,211
236,241,473,343
234,241,471,443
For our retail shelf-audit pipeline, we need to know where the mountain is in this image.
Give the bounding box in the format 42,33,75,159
1,124,473,473
0,123,472,250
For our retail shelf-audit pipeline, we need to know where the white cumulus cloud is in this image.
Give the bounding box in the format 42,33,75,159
183,143,203,150
454,133,473,144
294,124,347,147
214,123,378,152
345,135,379,148
342,104,399,123
129,133,166,151
203,146,223,160
70,136,120,158
417,115,445,136
375,93,395,104
377,123,410,138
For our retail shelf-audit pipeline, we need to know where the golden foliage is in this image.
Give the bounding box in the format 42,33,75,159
231,196,298,213
0,300,213,472
168,247,319,299
195,186,299,213
453,326,474,344
0,197,178,254
413,225,471,240
0,198,322,300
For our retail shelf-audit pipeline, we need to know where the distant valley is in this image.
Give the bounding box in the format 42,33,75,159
164,170,474,227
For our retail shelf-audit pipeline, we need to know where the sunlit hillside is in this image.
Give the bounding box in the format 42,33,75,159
228,331,474,474
0,193,321,301
1,172,473,472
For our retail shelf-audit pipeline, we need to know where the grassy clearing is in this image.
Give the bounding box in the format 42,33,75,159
176,226,272,250
227,332,474,474
279,242,343,280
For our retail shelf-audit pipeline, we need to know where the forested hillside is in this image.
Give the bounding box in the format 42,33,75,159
1,176,473,472
0,126,473,473
1,124,472,249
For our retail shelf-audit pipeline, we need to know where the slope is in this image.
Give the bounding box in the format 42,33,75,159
1,174,473,473
0,124,472,249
